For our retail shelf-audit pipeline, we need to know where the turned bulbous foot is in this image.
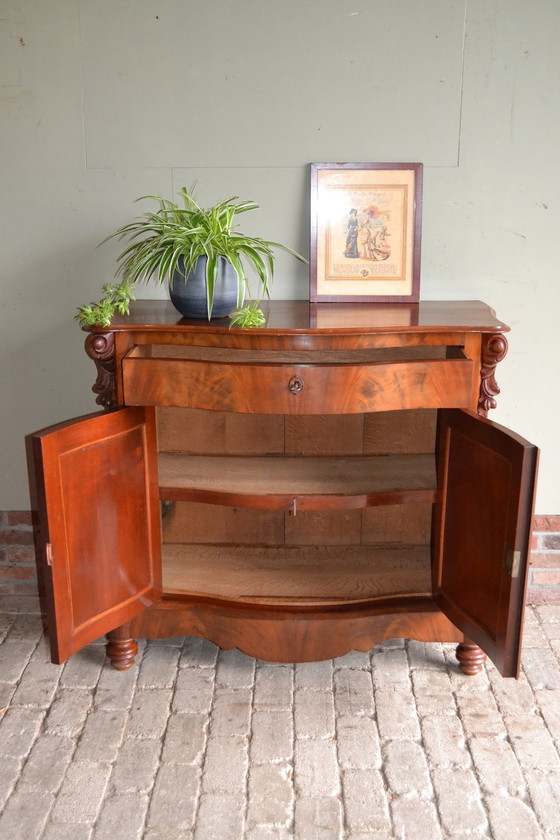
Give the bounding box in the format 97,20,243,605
456,642,486,676
105,636,138,670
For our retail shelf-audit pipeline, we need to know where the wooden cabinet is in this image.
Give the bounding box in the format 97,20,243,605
27,301,538,677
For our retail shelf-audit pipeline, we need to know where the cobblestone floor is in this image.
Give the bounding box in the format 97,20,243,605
0,596,559,839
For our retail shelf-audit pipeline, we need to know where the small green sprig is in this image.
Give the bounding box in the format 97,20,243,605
75,279,136,328
228,301,267,329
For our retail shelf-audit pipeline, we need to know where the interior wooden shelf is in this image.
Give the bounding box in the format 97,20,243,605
158,453,437,509
161,543,432,605
128,344,461,363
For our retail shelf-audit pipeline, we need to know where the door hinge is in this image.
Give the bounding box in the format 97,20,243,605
45,543,54,567
503,545,521,579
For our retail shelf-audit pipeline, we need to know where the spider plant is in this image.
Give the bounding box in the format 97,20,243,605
102,187,307,322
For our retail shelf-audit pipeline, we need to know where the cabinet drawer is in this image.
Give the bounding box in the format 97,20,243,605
122,347,475,413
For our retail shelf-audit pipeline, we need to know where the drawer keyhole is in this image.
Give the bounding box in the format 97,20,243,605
288,375,304,395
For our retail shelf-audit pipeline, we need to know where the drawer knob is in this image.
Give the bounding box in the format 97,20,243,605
288,375,304,395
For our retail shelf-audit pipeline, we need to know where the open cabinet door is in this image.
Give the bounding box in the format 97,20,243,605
434,409,538,678
27,407,162,664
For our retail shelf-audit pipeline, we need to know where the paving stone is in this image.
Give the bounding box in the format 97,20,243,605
295,660,334,691
334,669,374,716
0,614,14,641
420,714,471,768
383,739,432,796
406,640,447,670
411,669,456,716
30,633,54,663
336,650,371,669
295,687,335,739
295,738,340,797
0,639,36,682
342,768,391,833
0,595,41,614
44,687,92,737
9,659,60,707
505,713,560,769
210,687,252,737
110,737,162,794
92,792,149,840
371,649,412,687
126,688,173,739
254,664,293,709
485,794,543,840
147,763,200,831
50,760,112,823
42,823,93,840
535,604,560,623
137,644,181,689
193,793,244,840
486,669,537,716
0,790,54,839
4,613,45,642
74,708,128,762
431,767,487,834
94,663,138,711
0,680,15,713
246,829,293,840
375,688,421,740
336,714,381,769
0,707,45,758
1,608,560,839
180,637,219,668
391,797,441,840
247,762,293,826
294,796,343,839
161,712,207,764
59,645,106,688
522,648,560,690
202,735,248,793
525,768,560,835
144,830,192,840
148,635,185,647
534,688,560,738
469,736,526,796
172,668,215,713
455,688,507,737
0,756,21,809
216,648,255,688
18,734,75,792
251,709,293,763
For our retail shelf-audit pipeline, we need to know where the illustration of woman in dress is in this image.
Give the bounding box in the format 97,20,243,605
359,207,390,261
344,208,359,258
359,206,379,260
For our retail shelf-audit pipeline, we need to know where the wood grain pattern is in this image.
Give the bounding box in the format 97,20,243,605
130,597,463,663
123,356,476,414
27,408,162,664
157,452,437,509
161,544,432,604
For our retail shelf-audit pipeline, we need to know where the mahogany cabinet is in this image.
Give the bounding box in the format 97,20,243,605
27,300,538,677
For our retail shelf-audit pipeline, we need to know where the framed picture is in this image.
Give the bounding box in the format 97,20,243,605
310,162,423,303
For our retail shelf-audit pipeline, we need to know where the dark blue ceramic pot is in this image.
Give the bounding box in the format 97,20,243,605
169,255,239,319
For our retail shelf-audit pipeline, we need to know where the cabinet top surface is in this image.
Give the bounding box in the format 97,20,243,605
101,300,508,335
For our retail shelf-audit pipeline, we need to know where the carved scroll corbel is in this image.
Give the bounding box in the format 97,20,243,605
478,333,508,416
85,331,117,410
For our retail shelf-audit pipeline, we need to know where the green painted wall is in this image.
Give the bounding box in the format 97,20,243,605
1,0,558,511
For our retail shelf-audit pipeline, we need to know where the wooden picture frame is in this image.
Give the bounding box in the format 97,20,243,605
310,162,423,303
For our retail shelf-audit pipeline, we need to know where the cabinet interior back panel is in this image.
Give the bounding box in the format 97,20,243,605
80,1,466,168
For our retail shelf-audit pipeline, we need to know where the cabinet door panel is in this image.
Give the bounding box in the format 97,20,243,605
28,407,162,663
434,409,538,677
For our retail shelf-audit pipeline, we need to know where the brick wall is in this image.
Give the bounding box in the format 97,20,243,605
1,510,560,603
528,515,560,604
0,511,36,595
